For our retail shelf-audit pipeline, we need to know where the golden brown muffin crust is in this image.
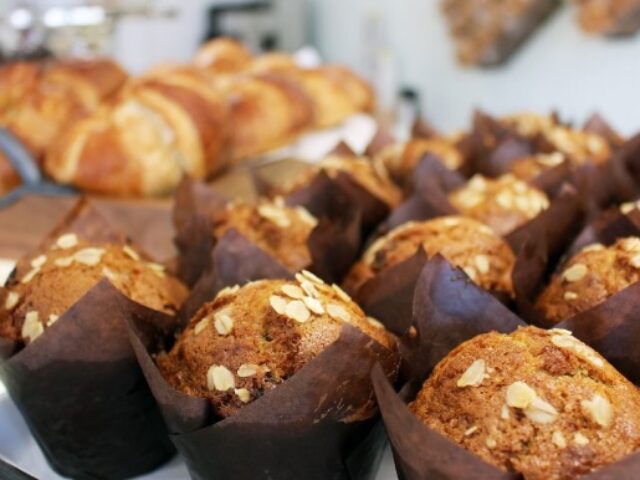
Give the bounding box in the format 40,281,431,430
0,233,187,344
411,326,640,480
157,273,395,418
343,216,515,296
448,173,549,236
212,198,317,272
510,152,566,181
536,238,640,324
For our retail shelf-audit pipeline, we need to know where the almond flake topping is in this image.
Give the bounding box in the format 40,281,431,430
506,381,536,408
237,364,259,377
562,263,587,283
269,295,287,315
207,365,235,391
22,311,43,342
581,394,613,428
4,292,19,310
303,296,325,315
55,233,78,249
574,432,589,446
474,255,490,274
194,316,210,335
122,245,141,261
47,314,59,327
281,284,304,299
214,311,234,335
457,359,486,388
301,269,324,285
285,300,311,323
327,303,351,323
367,317,385,330
54,256,74,267
21,267,40,284
332,283,351,302
235,388,251,403
31,255,47,268
73,248,105,267
552,431,567,448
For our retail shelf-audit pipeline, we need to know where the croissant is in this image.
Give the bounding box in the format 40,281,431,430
193,37,253,75
0,58,126,162
45,70,231,196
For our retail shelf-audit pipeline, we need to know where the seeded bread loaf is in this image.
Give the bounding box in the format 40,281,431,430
0,232,187,344
536,237,640,324
343,216,515,296
157,272,396,418
211,198,318,272
410,326,640,480
448,173,549,236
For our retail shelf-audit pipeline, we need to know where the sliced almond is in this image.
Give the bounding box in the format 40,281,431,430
303,296,325,315
207,365,235,391
285,300,310,323
47,314,59,327
4,291,19,310
214,311,234,335
218,285,240,297
366,316,385,330
300,280,319,298
474,255,490,274
296,207,318,227
463,266,477,282
30,254,47,269
257,204,291,228
269,295,287,315
301,269,324,285
464,426,478,436
54,256,74,268
621,237,640,253
563,291,578,301
146,262,166,277
506,381,536,409
194,316,210,335
21,267,40,284
574,432,589,446
327,303,351,323
281,284,304,299
485,437,497,449
122,245,141,261
524,395,558,424
500,404,510,420
73,248,105,267
630,254,640,269
22,311,43,342
581,394,613,428
237,364,259,377
552,431,566,448
332,283,352,302
562,263,588,283
235,388,251,403
55,233,78,249
457,359,486,388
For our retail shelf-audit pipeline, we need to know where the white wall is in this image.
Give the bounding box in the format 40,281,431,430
310,0,640,136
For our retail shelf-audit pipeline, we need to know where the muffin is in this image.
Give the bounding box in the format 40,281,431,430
536,238,640,324
448,173,549,236
343,216,515,296
510,152,567,181
503,113,611,166
286,155,402,213
157,273,396,418
211,197,318,272
0,232,188,344
374,137,464,184
410,326,640,480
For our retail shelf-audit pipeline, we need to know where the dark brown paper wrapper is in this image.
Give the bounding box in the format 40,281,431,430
124,288,400,480
364,127,396,157
0,201,178,479
374,254,640,480
584,113,625,149
174,176,362,289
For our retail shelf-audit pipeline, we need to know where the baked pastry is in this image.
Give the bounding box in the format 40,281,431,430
509,152,567,181
448,173,550,236
286,155,402,213
0,59,126,161
211,198,318,272
157,274,396,418
193,37,253,75
0,150,20,194
226,72,314,160
343,216,515,295
374,137,464,184
45,69,231,196
410,326,640,480
441,0,559,66
535,237,640,324
0,233,187,343
503,113,611,166
575,0,640,35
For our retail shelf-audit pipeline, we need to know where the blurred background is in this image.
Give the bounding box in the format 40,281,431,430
2,0,640,134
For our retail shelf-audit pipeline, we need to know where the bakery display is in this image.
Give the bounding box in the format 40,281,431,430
411,326,640,480
536,237,640,323
157,276,395,418
440,0,559,66
344,215,515,296
448,173,550,236
574,0,640,35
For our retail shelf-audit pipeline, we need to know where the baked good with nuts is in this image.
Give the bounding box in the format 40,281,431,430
343,216,515,296
373,137,464,185
575,0,640,36
509,152,567,181
0,233,188,344
410,326,640,480
285,155,402,212
157,273,396,418
448,173,549,236
536,238,640,324
211,198,318,272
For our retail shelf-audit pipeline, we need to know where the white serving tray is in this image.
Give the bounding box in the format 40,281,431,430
0,257,398,479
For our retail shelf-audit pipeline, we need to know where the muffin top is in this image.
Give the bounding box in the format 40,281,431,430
0,233,188,344
288,155,402,209
343,216,515,296
536,238,640,324
448,174,549,236
212,197,318,273
503,113,610,166
510,152,566,181
411,326,640,480
374,137,463,183
156,273,396,418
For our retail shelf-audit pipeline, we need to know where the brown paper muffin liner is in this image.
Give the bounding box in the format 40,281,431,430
174,176,362,289
373,254,640,480
0,201,179,479
123,276,400,480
